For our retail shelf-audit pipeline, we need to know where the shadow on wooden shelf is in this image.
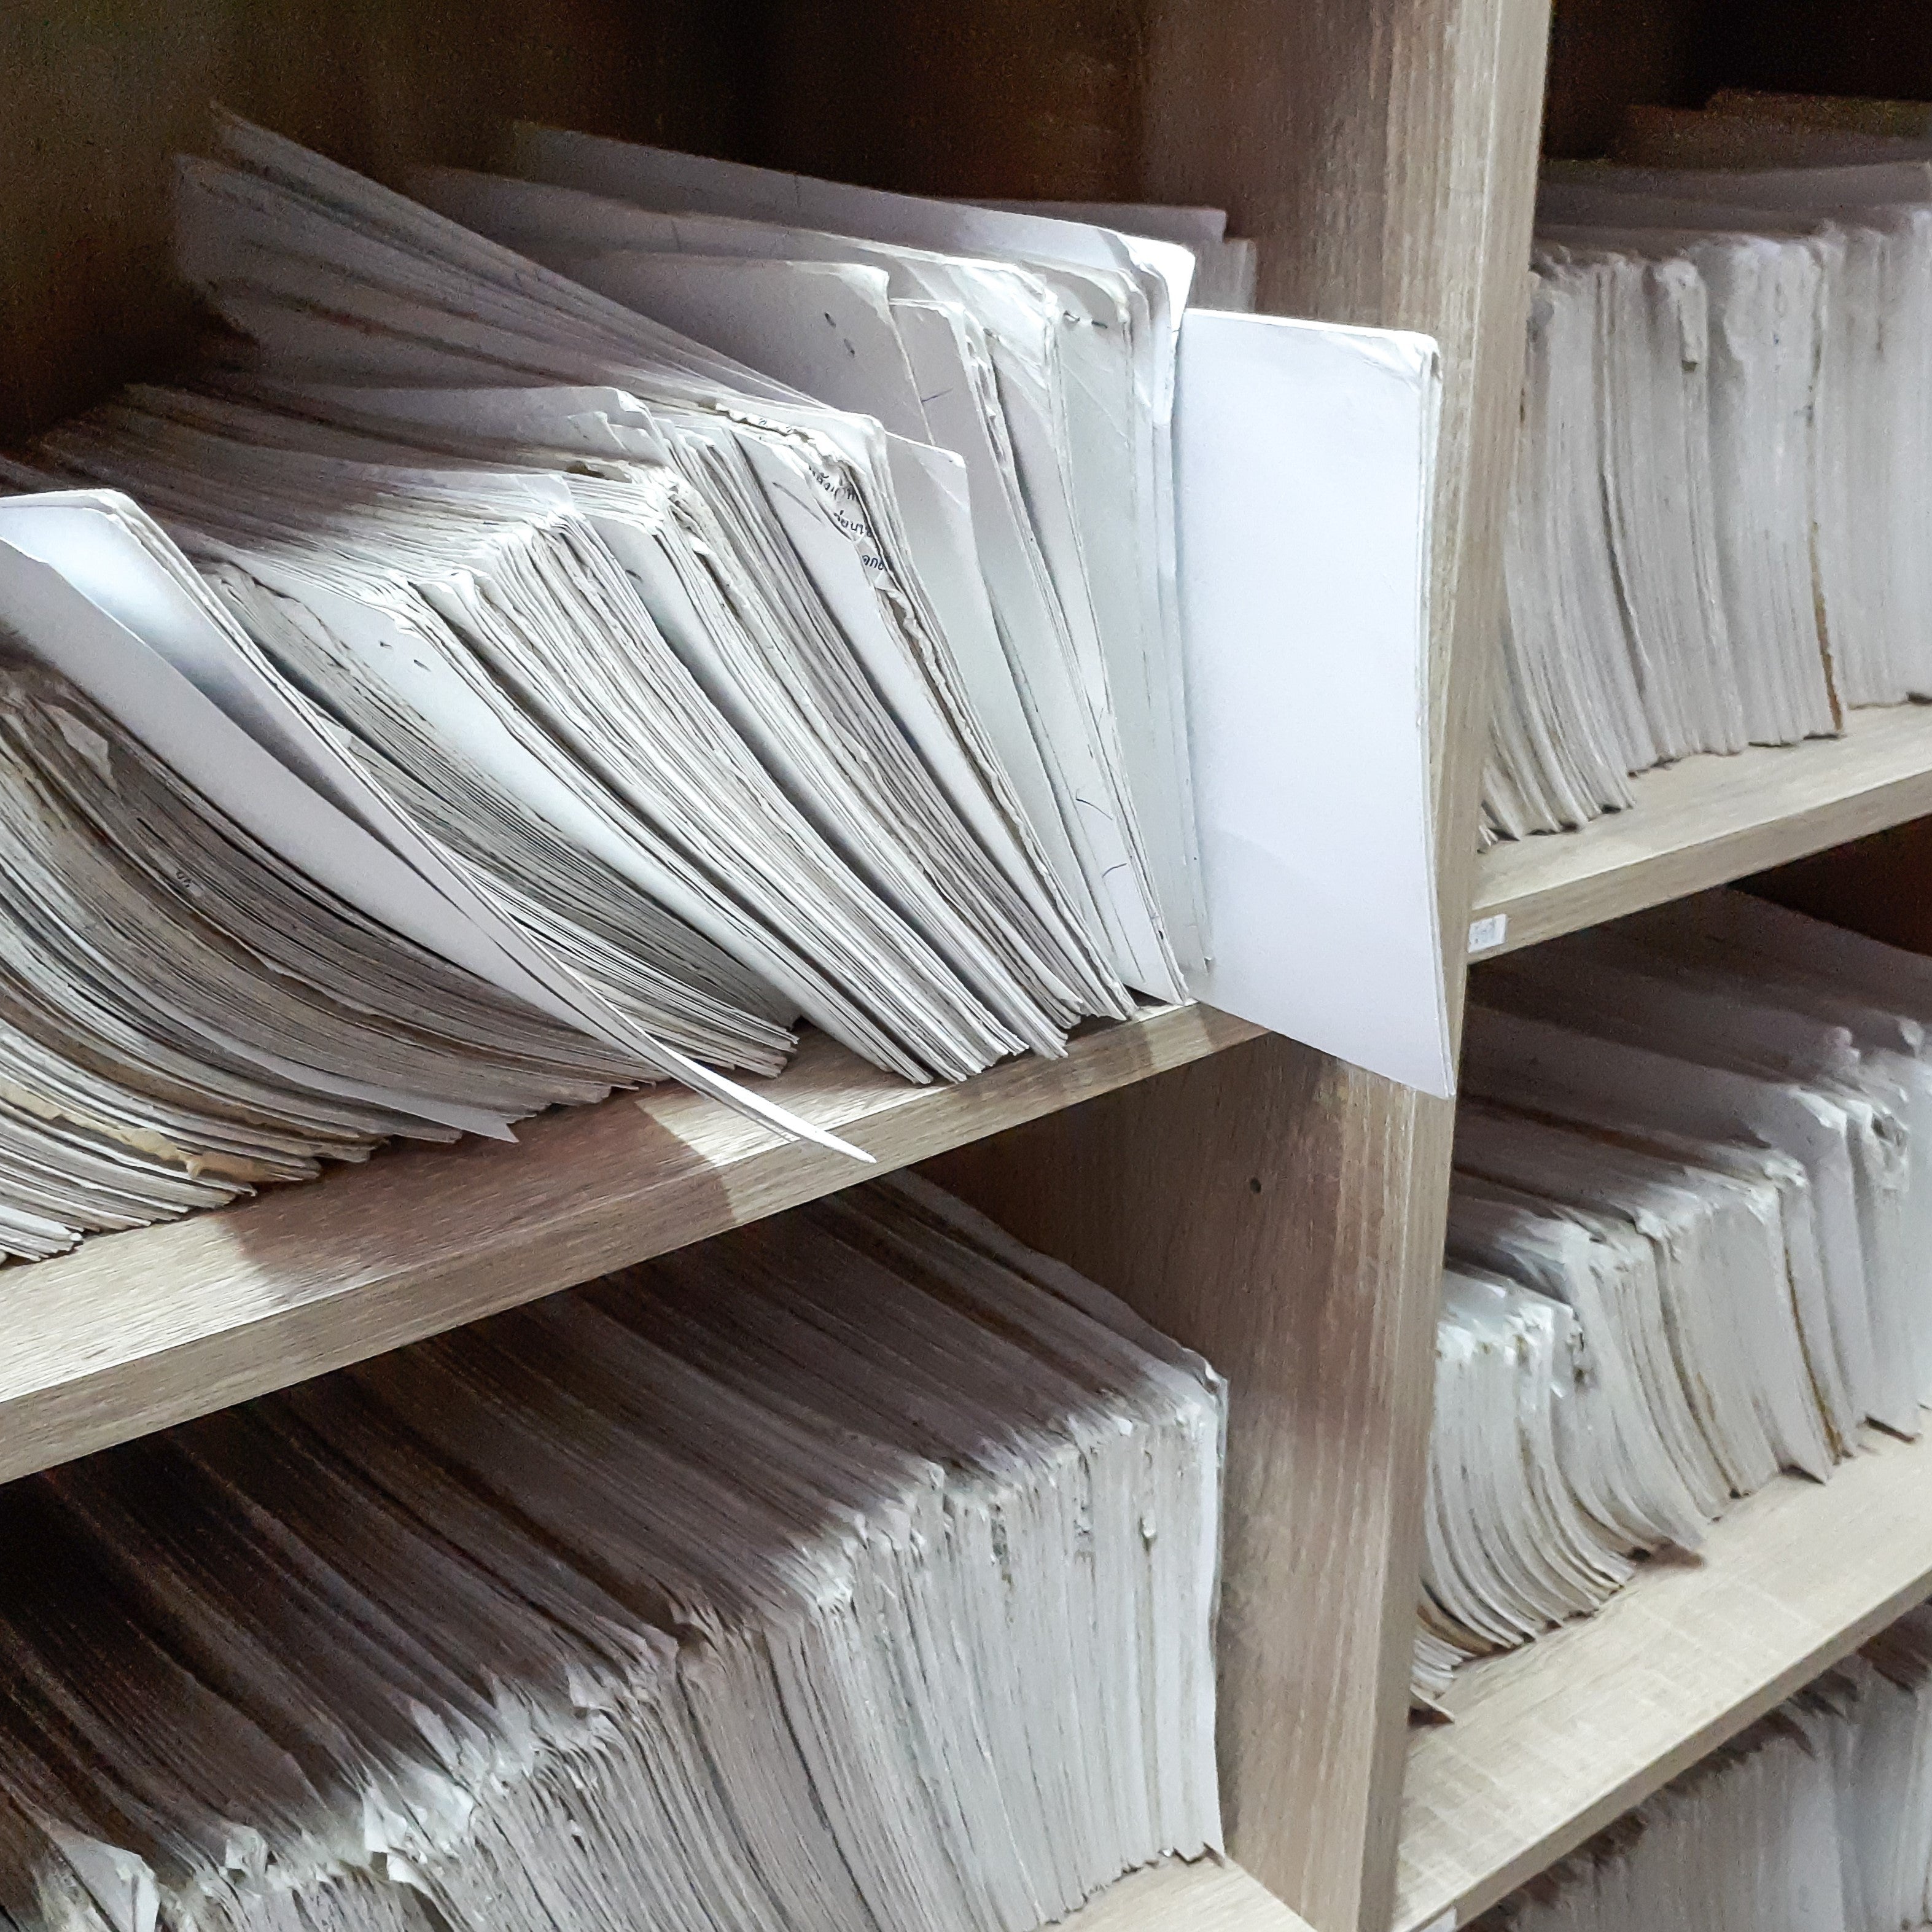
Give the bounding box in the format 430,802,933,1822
1472,703,1932,956
1393,1424,1932,1932
0,1003,1260,1489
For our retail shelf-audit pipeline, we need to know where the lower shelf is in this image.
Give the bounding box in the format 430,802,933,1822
0,1002,1260,1487
1393,1424,1932,1932
1073,1857,1308,1930
1472,702,1932,956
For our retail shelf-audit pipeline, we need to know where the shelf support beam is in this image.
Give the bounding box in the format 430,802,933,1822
1126,0,1555,1922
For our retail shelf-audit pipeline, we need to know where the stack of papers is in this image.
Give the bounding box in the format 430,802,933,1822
0,115,1234,1242
1416,887,1932,1692
0,104,1460,1255
454,122,1210,984
0,642,648,1259
1483,98,1932,837
173,109,1205,1001
0,1175,1225,1932
1473,1602,1932,1932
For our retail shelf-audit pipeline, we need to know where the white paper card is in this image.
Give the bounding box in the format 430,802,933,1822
1174,310,1451,1096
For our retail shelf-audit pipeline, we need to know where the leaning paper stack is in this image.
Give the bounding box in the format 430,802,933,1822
0,1175,1224,1932
1417,887,1932,1696
1484,90,1932,838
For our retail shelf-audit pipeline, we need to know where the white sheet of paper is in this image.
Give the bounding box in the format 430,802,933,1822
1172,310,1451,1096
569,252,930,440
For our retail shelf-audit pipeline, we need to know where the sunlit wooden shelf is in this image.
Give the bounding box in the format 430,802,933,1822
0,1002,1260,1488
1471,703,1932,956
1392,1425,1932,1932
1071,1856,1309,1931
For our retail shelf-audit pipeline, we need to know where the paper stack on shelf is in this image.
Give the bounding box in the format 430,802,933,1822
201,113,1451,1097
410,127,1263,984
1417,887,1932,1693
0,116,1185,1247
0,1175,1225,1932
0,102,1456,1262
1482,92,1932,839
1473,1602,1932,1932
182,108,1202,1002
0,644,653,1259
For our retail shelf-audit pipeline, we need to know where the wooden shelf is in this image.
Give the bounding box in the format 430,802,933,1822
1471,704,1932,956
1072,1858,1310,1930
1392,1425,1932,1932
0,1002,1259,1488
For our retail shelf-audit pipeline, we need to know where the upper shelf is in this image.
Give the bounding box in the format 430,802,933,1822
1392,1424,1932,1932
0,1002,1259,1488
1471,703,1932,956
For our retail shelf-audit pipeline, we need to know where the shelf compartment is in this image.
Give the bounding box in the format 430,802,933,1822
1471,704,1932,956
1393,1425,1932,1932
1074,1856,1309,1930
0,1002,1258,1488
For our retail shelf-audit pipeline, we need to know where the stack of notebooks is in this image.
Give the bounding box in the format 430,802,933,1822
1417,887,1932,1696
0,111,1258,1253
0,1174,1225,1932
1484,90,1932,838
1475,1602,1932,1932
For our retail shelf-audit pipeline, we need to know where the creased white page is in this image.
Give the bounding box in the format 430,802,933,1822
1174,310,1451,1096
0,527,528,1000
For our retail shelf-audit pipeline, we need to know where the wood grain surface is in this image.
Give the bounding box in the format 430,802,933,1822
1395,1425,1932,1932
0,1006,1256,1487
1472,704,1932,958
1071,1856,1314,1932
1123,0,1554,1922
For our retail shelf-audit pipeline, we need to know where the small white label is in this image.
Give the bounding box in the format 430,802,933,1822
1467,913,1508,956
1420,1913,1457,1932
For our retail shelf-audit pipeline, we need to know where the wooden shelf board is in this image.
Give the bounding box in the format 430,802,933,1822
1471,704,1932,956
1070,1856,1311,1931
0,1002,1260,1488
1392,1425,1932,1932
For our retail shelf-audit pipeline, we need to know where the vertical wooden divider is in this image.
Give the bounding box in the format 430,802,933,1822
934,1,1554,1926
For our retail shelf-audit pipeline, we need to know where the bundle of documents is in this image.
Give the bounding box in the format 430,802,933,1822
0,105,1462,1245
1484,92,1932,837
165,107,1209,1000
1417,887,1932,1691
419,120,1210,985
0,1175,1225,1932
1475,1603,1932,1932
0,644,650,1258
0,112,1253,1242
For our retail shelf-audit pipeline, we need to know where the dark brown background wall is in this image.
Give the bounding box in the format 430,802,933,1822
0,0,1150,441
1542,0,1932,155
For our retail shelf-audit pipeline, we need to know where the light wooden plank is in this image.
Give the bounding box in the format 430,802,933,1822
1127,0,1553,1923
1069,1856,1312,1932
0,1005,1257,1487
1472,705,1932,957
1393,1425,1932,1932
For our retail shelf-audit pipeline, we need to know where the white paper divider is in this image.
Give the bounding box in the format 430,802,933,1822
1174,310,1452,1096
